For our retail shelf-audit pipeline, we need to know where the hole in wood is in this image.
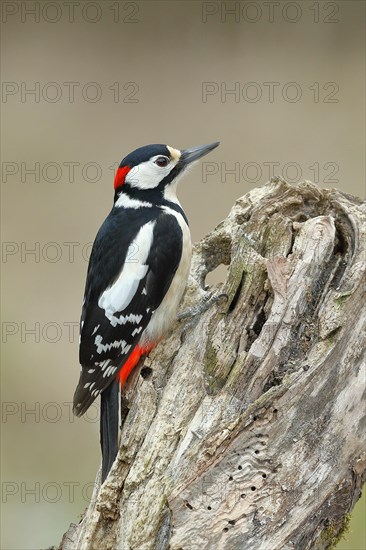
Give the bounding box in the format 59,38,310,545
252,307,267,337
205,264,228,287
228,270,245,312
140,367,153,379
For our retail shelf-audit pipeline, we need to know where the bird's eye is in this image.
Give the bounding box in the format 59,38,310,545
155,156,169,167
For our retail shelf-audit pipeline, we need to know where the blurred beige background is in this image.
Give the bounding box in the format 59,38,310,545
1,1,365,548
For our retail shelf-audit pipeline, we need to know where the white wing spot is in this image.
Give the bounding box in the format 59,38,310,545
92,325,100,336
114,313,143,327
103,364,119,378
98,359,111,371
132,326,143,337
95,335,131,355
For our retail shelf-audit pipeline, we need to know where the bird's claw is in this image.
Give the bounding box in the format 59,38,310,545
178,291,228,340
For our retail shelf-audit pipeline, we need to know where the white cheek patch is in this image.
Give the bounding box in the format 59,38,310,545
125,161,161,189
98,221,156,323
125,151,181,190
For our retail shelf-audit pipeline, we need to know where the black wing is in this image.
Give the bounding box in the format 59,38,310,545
73,208,183,415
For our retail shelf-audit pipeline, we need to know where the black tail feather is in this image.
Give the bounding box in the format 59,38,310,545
100,380,119,483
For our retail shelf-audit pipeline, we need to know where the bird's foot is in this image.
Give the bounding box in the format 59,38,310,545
178,292,228,336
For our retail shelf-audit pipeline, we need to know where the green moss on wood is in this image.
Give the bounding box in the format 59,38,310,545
320,514,351,549
203,338,226,393
334,293,350,307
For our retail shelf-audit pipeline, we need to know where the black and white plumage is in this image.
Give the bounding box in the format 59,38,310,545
73,141,219,481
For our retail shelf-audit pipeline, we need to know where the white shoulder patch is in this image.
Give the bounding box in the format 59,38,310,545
115,194,153,209
98,220,156,324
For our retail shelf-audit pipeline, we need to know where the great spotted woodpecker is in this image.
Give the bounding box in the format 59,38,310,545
73,141,220,482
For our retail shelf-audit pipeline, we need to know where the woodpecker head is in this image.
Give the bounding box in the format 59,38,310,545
113,142,219,202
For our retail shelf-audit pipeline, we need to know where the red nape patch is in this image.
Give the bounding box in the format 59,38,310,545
117,344,155,387
114,165,131,189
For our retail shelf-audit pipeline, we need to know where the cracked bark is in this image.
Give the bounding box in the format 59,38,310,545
60,179,366,550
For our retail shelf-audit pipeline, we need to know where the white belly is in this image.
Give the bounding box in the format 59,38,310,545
141,210,191,345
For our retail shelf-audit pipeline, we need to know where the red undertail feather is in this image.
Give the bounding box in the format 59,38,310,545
118,344,154,387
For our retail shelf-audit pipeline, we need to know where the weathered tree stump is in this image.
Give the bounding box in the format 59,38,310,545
60,179,365,550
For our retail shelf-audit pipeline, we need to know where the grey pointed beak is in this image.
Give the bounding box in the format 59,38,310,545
180,141,220,165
